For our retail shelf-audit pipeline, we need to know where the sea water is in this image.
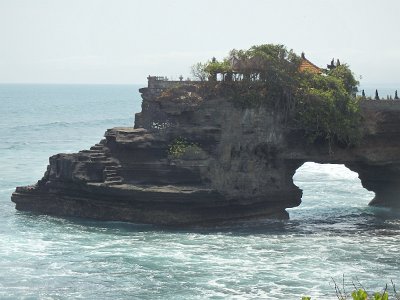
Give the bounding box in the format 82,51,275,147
0,84,399,299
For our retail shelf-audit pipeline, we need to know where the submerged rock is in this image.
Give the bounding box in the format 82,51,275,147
11,79,400,225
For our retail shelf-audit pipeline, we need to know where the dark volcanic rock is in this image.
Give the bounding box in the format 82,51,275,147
11,81,400,225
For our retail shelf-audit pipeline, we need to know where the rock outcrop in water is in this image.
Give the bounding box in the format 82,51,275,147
11,78,400,225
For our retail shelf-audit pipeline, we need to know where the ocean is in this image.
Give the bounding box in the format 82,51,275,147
0,84,399,299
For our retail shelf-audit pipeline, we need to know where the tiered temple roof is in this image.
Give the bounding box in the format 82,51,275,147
299,52,322,74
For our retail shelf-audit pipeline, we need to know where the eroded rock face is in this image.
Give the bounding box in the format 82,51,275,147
11,82,400,225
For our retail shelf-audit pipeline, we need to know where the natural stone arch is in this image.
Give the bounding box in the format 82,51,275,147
291,162,375,214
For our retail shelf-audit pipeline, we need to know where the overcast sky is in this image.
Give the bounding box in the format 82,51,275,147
1,0,399,85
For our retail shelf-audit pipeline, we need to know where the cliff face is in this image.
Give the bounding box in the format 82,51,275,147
11,81,400,225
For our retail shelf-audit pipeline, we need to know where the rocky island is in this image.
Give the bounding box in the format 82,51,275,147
12,44,400,225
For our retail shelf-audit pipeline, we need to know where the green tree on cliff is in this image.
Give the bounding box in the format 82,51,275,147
327,64,359,95
296,69,361,146
191,43,361,147
191,62,208,81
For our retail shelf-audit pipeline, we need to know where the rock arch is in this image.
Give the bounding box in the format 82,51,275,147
292,162,374,210
11,86,400,225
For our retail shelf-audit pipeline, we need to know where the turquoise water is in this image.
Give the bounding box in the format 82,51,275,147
0,84,399,299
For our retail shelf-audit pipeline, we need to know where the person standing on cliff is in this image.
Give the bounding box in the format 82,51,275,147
375,89,380,100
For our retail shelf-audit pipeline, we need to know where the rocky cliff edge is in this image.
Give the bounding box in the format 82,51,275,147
11,82,400,225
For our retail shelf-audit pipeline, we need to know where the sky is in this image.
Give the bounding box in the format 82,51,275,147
0,0,399,85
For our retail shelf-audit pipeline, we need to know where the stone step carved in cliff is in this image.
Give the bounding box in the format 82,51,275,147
90,156,108,162
103,170,118,176
89,150,107,157
104,129,118,141
103,164,123,185
90,144,107,151
76,140,125,185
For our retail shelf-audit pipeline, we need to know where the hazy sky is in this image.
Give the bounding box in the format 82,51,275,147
1,0,399,85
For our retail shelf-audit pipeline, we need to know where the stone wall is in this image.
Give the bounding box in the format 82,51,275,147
147,76,195,90
360,99,400,111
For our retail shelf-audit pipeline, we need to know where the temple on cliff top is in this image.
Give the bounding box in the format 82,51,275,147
299,52,322,74
149,52,323,88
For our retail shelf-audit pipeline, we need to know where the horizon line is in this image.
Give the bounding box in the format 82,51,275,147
0,82,147,85
0,82,398,87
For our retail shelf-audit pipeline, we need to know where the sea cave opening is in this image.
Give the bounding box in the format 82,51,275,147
288,162,375,221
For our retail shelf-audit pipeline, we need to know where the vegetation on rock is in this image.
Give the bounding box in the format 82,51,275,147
158,84,203,105
167,137,204,160
296,68,361,146
189,43,361,147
